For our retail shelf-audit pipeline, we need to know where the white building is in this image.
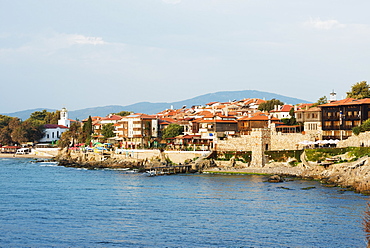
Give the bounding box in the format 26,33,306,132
40,108,70,143
58,107,71,128
39,124,69,143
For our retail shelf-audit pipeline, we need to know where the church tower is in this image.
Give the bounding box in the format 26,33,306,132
329,90,337,102
58,107,71,128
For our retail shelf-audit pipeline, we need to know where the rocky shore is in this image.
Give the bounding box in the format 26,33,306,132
49,149,370,194
203,156,370,194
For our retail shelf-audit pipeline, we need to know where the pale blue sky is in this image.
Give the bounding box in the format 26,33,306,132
1,0,369,113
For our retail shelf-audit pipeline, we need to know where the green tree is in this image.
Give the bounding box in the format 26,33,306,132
353,119,370,135
23,120,45,142
27,110,48,125
162,124,184,139
258,99,284,112
81,116,93,143
44,110,60,124
58,131,72,148
347,81,370,99
311,96,328,108
101,123,115,138
0,126,13,145
114,111,132,116
0,115,13,129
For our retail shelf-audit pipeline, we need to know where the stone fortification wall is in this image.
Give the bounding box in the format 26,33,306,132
270,132,313,150
217,130,313,152
337,131,370,148
216,135,254,151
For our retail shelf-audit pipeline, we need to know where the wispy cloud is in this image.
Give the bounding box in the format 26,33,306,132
67,34,106,45
304,18,346,30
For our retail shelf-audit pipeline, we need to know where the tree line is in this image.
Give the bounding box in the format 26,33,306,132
0,110,60,146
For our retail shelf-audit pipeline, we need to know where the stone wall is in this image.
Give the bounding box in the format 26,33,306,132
270,132,314,150
337,131,370,148
217,130,313,152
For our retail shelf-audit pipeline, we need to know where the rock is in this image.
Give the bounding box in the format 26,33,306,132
268,175,284,183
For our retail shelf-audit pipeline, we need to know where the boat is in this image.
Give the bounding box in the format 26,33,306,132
143,170,157,177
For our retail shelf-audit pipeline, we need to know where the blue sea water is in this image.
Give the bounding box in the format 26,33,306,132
0,158,368,247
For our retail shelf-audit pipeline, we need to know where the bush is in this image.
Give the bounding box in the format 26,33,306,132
265,150,303,162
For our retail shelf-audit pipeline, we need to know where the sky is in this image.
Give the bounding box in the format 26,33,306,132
1,0,370,113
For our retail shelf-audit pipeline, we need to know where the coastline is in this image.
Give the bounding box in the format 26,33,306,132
4,149,370,195
0,153,55,159
203,158,370,194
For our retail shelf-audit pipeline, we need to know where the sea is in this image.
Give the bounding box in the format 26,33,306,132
0,158,368,248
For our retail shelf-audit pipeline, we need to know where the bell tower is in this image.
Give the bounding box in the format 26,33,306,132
58,107,71,128
329,90,337,102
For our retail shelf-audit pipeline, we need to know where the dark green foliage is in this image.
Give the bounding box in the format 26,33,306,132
305,147,370,162
305,148,350,161
353,126,361,135
58,131,72,148
281,117,298,125
211,151,252,163
0,115,13,129
258,99,284,112
0,115,44,145
348,147,370,158
81,116,93,143
101,123,115,138
346,81,370,99
353,119,370,135
114,111,132,116
58,122,82,148
265,150,303,162
311,96,328,108
162,124,184,139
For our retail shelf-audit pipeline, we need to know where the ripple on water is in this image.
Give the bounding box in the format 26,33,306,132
0,159,368,247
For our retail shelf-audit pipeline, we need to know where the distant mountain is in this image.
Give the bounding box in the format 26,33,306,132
2,90,309,120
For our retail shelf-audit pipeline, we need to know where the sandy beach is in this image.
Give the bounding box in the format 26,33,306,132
0,153,55,159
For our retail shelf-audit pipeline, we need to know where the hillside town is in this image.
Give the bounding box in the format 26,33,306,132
2,82,370,194
1,83,370,158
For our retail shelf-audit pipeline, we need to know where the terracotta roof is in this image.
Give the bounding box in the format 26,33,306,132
319,98,370,107
270,105,293,113
295,106,321,112
238,114,280,121
197,119,237,123
2,146,21,149
101,114,123,121
44,124,69,129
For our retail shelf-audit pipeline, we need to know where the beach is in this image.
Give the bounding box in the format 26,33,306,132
0,153,55,159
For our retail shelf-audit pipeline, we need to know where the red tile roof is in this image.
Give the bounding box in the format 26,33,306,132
44,124,69,129
319,98,370,107
238,113,280,121
270,105,293,113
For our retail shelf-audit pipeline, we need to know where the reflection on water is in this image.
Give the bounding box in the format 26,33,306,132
0,159,368,247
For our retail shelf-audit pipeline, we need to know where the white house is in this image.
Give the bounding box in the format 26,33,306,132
39,124,69,143
40,108,70,143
